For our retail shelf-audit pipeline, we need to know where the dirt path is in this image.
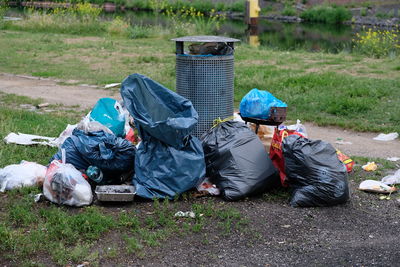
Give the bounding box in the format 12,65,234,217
1,73,399,159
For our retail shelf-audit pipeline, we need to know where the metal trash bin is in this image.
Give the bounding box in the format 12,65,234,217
172,35,240,138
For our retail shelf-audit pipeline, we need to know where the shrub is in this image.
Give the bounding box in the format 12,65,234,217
282,5,296,16
300,5,352,24
360,7,367,17
353,28,400,58
107,16,131,37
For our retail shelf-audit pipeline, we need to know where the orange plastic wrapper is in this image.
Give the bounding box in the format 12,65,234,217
336,150,355,173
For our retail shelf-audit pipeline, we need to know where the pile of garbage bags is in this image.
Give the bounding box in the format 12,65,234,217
1,76,354,209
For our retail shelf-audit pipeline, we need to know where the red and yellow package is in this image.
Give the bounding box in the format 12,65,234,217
336,150,354,173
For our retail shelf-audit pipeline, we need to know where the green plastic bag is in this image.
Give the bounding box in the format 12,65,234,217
89,98,125,137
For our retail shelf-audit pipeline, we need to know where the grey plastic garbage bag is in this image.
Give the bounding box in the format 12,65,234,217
283,135,349,207
201,120,278,201
120,73,206,199
120,73,198,149
51,129,136,180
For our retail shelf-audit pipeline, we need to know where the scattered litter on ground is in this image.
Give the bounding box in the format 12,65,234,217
0,161,47,192
373,132,399,141
104,83,121,89
359,180,397,194
335,140,353,145
362,162,378,172
336,150,355,173
381,169,400,185
4,132,57,147
387,157,400,162
174,211,196,218
283,135,349,207
34,193,44,203
196,177,220,196
37,103,50,108
77,262,90,267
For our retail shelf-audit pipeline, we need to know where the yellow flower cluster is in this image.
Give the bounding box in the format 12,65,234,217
353,27,400,58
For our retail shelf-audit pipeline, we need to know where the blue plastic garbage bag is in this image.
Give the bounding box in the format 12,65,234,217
51,129,136,180
89,98,126,137
120,73,205,199
120,73,198,149
134,135,205,199
239,88,287,119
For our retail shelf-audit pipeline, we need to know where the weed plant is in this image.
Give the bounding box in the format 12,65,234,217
164,6,225,36
353,27,400,58
300,5,352,24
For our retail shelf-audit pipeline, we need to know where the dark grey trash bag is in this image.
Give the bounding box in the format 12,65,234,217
201,120,278,201
283,135,349,207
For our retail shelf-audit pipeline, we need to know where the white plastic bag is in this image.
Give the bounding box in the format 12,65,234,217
359,180,397,194
373,132,399,141
279,119,308,138
381,169,400,185
0,161,47,192
76,116,113,134
4,132,57,147
43,156,93,207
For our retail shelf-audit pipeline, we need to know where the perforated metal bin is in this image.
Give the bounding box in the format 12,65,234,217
172,36,240,138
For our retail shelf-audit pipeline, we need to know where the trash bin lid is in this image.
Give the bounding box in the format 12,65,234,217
171,35,240,43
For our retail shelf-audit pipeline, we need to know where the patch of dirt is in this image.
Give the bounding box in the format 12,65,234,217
0,73,399,159
64,36,103,44
0,73,121,109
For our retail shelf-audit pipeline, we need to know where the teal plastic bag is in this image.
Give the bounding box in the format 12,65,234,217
239,88,287,119
89,98,125,137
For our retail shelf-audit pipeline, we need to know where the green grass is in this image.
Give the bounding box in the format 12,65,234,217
0,180,245,265
300,5,352,24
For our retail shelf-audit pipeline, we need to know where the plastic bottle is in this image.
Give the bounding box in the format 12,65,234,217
86,166,104,184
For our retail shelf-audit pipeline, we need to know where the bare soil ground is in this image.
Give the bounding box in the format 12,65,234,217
1,73,399,159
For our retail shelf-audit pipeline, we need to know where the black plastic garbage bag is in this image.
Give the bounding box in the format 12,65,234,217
120,73,198,149
120,73,206,199
51,129,136,180
283,135,349,207
201,121,278,201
